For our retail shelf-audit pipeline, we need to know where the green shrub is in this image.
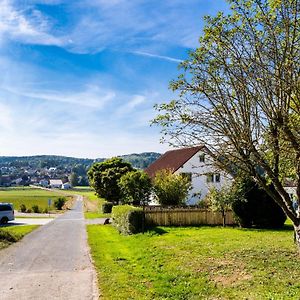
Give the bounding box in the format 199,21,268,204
54,197,66,210
43,207,49,214
153,169,192,206
112,205,144,235
32,205,40,213
19,204,26,213
232,177,286,228
102,202,113,214
26,209,32,213
118,170,152,205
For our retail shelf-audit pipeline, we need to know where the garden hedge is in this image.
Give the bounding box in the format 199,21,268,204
112,205,144,235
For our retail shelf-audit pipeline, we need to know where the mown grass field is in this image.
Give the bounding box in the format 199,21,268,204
0,187,70,211
0,225,39,250
87,225,300,300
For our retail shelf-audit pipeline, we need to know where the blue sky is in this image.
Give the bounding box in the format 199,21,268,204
0,0,228,158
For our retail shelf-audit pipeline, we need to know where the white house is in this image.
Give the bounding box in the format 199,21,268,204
145,145,232,205
62,182,72,190
39,179,49,187
49,179,63,189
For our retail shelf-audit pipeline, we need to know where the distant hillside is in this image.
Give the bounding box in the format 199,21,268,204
0,152,161,171
119,152,161,169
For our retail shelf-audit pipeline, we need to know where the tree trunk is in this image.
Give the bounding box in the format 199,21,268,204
294,224,300,252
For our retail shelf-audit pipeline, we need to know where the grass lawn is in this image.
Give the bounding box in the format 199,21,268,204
0,187,71,211
87,225,300,300
0,225,39,250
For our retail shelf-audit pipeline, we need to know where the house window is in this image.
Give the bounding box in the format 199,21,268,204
199,154,205,163
207,173,220,183
206,173,214,183
181,172,192,182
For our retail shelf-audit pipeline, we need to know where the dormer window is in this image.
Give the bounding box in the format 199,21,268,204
199,154,205,163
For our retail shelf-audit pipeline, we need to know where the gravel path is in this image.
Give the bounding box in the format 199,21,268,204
0,196,99,300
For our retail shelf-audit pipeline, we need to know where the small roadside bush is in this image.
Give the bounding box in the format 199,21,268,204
19,204,27,213
43,207,49,214
26,209,32,213
54,197,66,210
102,202,113,214
32,205,40,213
112,205,144,235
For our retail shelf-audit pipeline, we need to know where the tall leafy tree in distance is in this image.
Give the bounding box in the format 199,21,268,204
154,0,300,248
88,157,134,202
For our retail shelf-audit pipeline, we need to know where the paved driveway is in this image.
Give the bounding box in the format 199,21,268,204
0,196,99,300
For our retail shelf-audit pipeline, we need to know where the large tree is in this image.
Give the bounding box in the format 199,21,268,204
88,157,134,202
154,0,300,248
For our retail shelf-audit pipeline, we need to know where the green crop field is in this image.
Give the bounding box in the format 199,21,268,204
87,225,300,300
0,187,70,211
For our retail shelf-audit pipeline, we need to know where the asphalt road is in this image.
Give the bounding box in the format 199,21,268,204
0,196,99,300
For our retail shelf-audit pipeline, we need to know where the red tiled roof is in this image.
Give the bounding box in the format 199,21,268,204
145,145,206,178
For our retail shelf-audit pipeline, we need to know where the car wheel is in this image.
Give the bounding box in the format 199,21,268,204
0,217,8,224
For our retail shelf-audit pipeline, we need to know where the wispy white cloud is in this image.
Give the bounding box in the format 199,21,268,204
132,51,183,63
3,84,115,109
0,0,64,46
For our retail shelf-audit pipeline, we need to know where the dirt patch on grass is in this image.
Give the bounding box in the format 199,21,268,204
197,257,252,287
83,197,99,212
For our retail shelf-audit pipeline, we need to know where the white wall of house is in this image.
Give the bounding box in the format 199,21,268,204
174,150,232,205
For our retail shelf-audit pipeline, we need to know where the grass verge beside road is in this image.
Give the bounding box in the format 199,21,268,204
0,225,39,250
87,225,300,300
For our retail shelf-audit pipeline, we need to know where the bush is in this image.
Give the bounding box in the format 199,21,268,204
102,202,113,214
26,209,32,213
43,207,49,214
153,169,192,206
54,197,66,210
112,205,144,235
232,177,286,228
19,204,26,213
32,205,40,213
119,170,152,205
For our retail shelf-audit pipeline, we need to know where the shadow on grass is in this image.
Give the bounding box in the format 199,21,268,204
146,227,168,235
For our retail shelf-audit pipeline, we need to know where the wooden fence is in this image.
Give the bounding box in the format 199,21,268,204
144,207,236,226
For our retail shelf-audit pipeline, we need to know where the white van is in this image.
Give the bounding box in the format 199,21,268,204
0,203,14,224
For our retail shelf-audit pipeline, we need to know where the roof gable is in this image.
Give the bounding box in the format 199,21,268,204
145,145,206,178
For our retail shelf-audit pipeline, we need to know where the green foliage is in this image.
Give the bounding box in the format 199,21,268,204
118,170,152,205
102,202,113,214
153,169,191,206
54,197,66,210
205,186,234,226
112,205,144,235
88,157,134,202
19,204,26,213
232,177,287,228
31,205,40,213
69,172,78,186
